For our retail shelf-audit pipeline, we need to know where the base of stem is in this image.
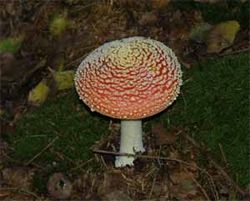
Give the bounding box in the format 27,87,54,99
115,120,145,167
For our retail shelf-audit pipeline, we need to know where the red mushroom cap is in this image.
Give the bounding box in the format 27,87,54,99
75,37,182,119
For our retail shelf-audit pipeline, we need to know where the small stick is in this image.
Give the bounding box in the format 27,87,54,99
65,53,88,67
148,173,158,200
218,143,228,166
26,136,58,165
100,155,108,169
218,47,250,57
70,158,94,172
93,149,197,168
92,149,218,186
206,170,219,201
190,172,210,201
71,2,98,13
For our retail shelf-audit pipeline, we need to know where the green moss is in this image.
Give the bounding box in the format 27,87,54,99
5,91,109,168
156,53,249,186
0,36,23,54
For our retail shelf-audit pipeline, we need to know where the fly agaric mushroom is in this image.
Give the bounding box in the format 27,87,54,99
75,37,182,167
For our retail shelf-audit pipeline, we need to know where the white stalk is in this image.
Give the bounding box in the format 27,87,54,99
115,120,145,167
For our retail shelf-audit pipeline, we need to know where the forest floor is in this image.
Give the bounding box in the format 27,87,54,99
0,1,249,200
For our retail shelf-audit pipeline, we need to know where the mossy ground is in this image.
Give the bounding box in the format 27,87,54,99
153,52,250,187
4,91,109,169
4,53,250,190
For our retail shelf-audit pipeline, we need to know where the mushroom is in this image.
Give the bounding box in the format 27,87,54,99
74,37,182,167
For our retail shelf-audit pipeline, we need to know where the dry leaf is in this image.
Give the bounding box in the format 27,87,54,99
49,14,69,37
28,79,50,105
206,20,240,53
53,70,75,91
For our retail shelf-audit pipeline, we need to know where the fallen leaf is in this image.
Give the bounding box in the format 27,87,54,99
47,172,72,200
28,79,50,105
53,70,75,91
49,13,69,37
206,20,240,53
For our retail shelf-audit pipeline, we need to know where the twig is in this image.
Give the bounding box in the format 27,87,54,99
21,59,46,84
72,2,98,13
182,133,245,196
205,169,219,201
93,149,197,168
190,172,210,201
70,158,94,172
148,172,158,200
25,136,58,165
218,143,228,166
2,59,46,82
100,155,108,169
65,53,88,68
93,149,219,198
218,47,250,57
65,45,97,68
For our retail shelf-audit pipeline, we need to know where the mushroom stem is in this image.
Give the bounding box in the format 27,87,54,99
115,120,145,167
